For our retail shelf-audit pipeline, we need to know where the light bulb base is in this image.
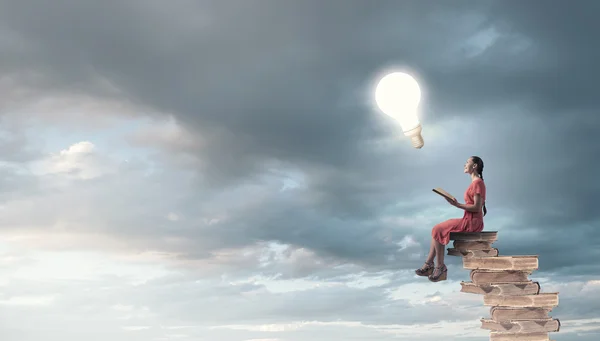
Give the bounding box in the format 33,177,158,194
409,134,424,149
404,125,424,149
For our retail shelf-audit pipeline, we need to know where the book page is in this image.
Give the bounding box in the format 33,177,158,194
432,187,456,201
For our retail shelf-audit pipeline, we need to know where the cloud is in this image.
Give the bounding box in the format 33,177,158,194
32,141,114,179
0,1,599,340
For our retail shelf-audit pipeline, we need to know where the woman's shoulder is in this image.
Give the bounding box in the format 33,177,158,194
471,178,485,186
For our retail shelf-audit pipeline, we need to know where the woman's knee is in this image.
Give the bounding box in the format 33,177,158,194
431,222,445,233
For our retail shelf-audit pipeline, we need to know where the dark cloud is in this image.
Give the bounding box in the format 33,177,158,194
1,0,599,276
0,4,599,340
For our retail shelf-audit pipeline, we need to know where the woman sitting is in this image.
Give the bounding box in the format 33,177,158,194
415,156,488,282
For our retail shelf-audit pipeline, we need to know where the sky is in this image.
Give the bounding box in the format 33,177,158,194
0,0,599,340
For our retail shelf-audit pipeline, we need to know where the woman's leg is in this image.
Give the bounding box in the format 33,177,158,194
425,237,436,263
429,238,448,282
415,238,436,276
416,218,461,278
430,222,451,267
427,219,462,282
434,238,445,267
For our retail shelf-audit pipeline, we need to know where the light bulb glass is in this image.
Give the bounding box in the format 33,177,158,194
375,72,421,131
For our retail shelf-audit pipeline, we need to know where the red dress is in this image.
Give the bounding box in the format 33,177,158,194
432,178,486,245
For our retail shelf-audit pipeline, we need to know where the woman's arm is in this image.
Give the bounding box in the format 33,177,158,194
455,194,483,212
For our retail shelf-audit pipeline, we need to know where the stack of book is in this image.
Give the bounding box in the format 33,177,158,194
448,232,560,341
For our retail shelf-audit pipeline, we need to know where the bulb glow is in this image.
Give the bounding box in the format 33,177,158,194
375,72,424,149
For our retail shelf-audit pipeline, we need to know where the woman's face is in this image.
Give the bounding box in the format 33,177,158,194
464,158,475,174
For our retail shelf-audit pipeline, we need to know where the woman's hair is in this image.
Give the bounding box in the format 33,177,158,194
471,156,487,216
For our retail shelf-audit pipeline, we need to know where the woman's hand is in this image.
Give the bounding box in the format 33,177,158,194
445,197,459,207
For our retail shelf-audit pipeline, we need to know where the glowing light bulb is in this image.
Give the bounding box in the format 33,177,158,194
375,72,424,149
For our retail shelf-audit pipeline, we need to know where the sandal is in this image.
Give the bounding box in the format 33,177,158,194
428,264,447,282
415,261,434,276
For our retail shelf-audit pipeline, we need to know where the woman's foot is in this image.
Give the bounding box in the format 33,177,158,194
415,261,434,276
428,264,447,282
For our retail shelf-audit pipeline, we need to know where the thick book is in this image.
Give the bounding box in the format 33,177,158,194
432,187,455,201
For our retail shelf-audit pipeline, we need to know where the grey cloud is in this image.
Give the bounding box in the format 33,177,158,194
2,2,600,341
1,262,597,340
0,269,470,328
0,0,599,289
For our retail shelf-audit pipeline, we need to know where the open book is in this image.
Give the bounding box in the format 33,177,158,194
432,187,456,201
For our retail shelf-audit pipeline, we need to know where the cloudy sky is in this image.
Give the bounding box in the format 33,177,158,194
1,0,599,340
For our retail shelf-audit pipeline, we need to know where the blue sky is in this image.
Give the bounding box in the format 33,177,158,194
1,1,599,340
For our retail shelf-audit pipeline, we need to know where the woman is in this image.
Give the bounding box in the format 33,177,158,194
415,156,487,282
